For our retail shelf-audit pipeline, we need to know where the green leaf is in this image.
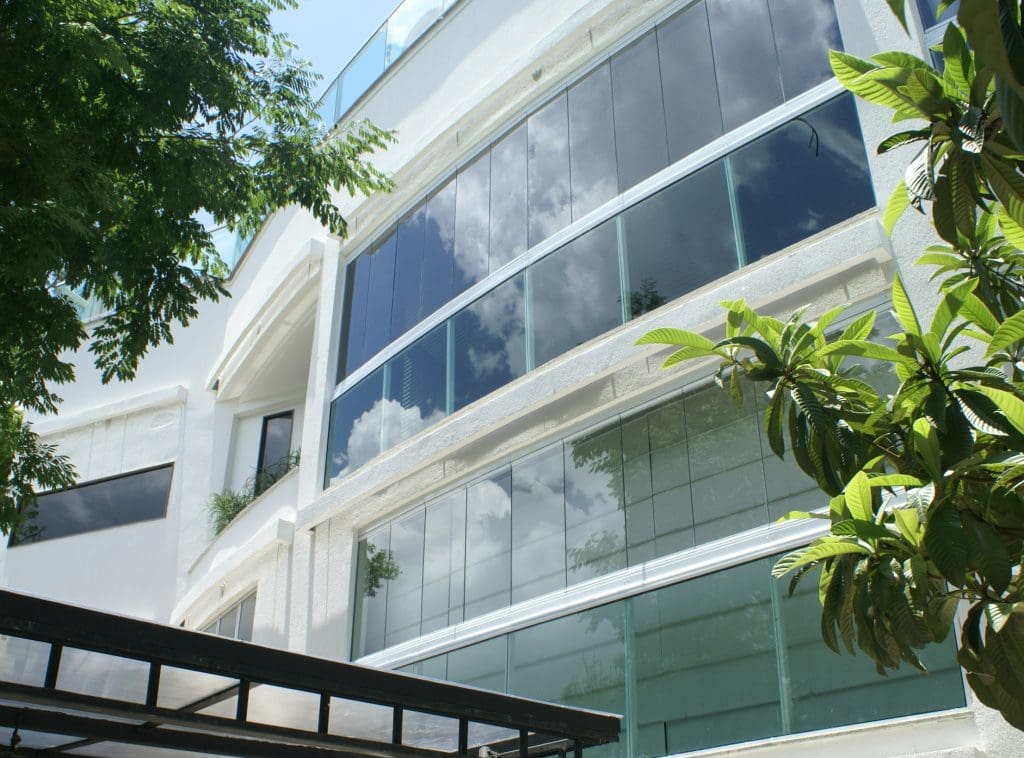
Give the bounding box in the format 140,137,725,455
961,0,1024,101
980,151,1024,230
661,345,717,368
930,279,976,344
892,507,922,545
867,473,925,488
832,519,896,540
959,293,1001,335
635,327,715,349
819,339,914,365
882,0,908,31
882,180,911,236
923,500,968,586
912,417,943,481
772,539,871,577
891,275,921,335
844,471,874,522
942,21,974,97
927,596,958,642
838,311,876,342
963,513,1012,594
997,75,1024,154
765,387,786,459
987,309,1024,355
978,385,1024,434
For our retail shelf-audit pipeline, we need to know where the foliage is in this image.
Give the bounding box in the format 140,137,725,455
362,543,401,598
0,0,394,534
637,2,1024,730
206,450,300,535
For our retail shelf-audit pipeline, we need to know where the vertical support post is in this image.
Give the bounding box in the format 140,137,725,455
574,740,583,758
318,692,330,735
146,662,161,707
44,644,62,689
392,706,403,745
723,155,747,269
519,729,529,758
458,718,469,755
615,215,631,324
768,568,793,734
236,679,250,722
523,269,534,372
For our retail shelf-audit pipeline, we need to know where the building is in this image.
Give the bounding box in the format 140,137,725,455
1,0,1019,755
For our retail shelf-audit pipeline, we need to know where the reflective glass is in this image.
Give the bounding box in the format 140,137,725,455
326,368,384,485
564,426,626,583
385,511,425,648
706,0,784,131
248,684,319,731
465,469,512,618
217,605,239,637
658,2,723,162
490,124,529,271
421,490,467,633
257,412,293,489
237,593,256,642
768,0,843,99
780,565,966,733
422,178,457,316
918,0,959,26
634,560,781,754
730,95,875,264
622,161,736,319
511,445,566,603
362,233,398,361
527,94,572,247
352,528,390,657
530,221,621,368
454,152,491,292
58,648,150,703
611,30,669,192
448,636,507,692
386,0,442,64
383,325,447,450
568,64,618,219
12,464,173,546
317,79,340,127
452,274,526,411
391,207,426,339
684,384,767,544
338,254,371,380
339,27,387,115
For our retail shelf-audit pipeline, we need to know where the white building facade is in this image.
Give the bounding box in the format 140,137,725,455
3,0,1020,755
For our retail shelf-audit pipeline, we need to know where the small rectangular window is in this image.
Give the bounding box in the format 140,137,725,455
202,592,257,642
256,411,294,495
10,463,174,546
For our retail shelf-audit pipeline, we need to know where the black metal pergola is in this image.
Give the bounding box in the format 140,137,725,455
0,590,620,757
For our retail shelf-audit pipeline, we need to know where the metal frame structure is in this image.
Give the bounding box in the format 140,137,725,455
0,590,620,757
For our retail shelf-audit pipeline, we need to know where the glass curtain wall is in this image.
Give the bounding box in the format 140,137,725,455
398,558,966,757
326,94,875,484
336,0,845,382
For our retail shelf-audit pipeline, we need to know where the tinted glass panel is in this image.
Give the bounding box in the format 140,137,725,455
454,152,490,293
421,490,466,634
768,0,843,99
706,0,784,131
362,233,398,361
635,560,780,754
623,161,736,318
568,64,618,219
386,0,442,63
339,27,386,114
392,208,426,339
490,124,529,271
237,594,256,642
452,274,526,411
530,221,621,367
383,325,448,449
658,2,723,162
422,179,457,316
611,30,669,191
385,511,425,647
325,368,384,485
564,426,626,583
258,413,293,480
511,445,566,603
731,95,875,264
465,469,512,618
12,464,173,546
352,529,390,657
217,606,239,638
527,94,572,248
338,254,371,380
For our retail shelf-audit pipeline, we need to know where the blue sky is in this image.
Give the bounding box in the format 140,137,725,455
271,1,401,98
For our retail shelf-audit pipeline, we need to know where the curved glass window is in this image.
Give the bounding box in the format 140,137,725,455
336,0,846,380
327,95,874,486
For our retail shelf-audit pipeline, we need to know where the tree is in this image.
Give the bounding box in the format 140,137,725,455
637,0,1024,731
0,0,394,533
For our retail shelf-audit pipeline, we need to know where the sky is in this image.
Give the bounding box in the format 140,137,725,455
270,0,402,100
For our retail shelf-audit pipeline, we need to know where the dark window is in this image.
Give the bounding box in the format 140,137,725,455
421,178,457,316
489,124,529,271
622,160,737,318
706,0,785,131
256,411,294,495
658,2,724,162
529,220,622,367
11,464,174,546
917,0,958,26
391,207,427,340
362,233,398,363
611,29,670,192
768,0,844,99
730,94,875,264
567,63,619,219
337,254,372,381
383,325,448,449
527,95,572,248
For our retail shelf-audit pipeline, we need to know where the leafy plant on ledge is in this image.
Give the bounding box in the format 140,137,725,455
637,1,1024,731
206,451,300,536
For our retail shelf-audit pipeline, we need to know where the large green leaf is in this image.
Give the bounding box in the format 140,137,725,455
882,180,911,236
963,513,1012,594
819,339,914,365
772,539,871,577
923,500,969,585
978,385,1024,434
635,327,715,349
893,507,922,545
997,75,1024,154
980,151,1024,229
765,387,786,459
961,0,1024,100
892,275,922,335
959,293,1001,336
943,21,975,98
986,308,1024,355
844,471,874,522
